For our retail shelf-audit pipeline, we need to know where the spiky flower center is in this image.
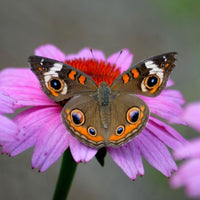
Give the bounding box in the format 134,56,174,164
65,58,121,86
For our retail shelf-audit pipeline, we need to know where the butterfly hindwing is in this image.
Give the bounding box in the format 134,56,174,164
61,95,106,148
61,92,149,148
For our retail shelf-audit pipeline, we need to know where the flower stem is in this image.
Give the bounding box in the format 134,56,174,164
53,148,77,200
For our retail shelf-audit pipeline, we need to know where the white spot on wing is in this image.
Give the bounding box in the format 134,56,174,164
141,83,148,92
44,62,68,95
61,85,68,95
145,60,164,81
141,60,164,92
44,62,63,82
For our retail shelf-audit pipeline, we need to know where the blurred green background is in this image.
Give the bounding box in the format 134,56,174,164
0,0,200,199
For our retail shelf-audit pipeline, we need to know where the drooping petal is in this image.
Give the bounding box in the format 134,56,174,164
108,140,144,180
181,102,200,132
146,116,188,150
166,78,174,88
0,91,14,113
140,89,185,124
35,44,66,62
173,139,200,159
69,136,97,163
134,130,177,177
107,49,133,73
66,47,105,61
2,106,61,156
0,115,17,144
170,158,200,198
0,68,55,108
32,118,70,172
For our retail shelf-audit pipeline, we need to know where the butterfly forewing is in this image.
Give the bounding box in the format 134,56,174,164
29,56,98,102
111,52,177,97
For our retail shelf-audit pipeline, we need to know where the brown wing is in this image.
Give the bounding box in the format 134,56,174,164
61,93,149,149
61,95,106,148
29,56,97,101
106,93,149,147
111,52,177,97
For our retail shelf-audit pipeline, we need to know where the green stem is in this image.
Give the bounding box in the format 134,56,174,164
53,148,78,200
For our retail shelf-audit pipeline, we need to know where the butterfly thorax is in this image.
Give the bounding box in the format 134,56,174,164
98,82,113,106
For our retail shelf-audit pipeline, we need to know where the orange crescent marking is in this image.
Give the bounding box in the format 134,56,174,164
38,67,43,71
79,75,86,85
141,105,145,112
131,69,139,78
122,74,129,84
48,88,59,97
108,112,144,142
165,63,170,68
68,70,77,80
66,110,104,142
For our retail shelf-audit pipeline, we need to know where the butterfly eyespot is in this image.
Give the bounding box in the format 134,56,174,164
144,75,160,89
160,63,165,68
115,125,125,136
88,127,97,136
38,66,48,71
48,78,64,91
71,109,85,126
127,107,140,124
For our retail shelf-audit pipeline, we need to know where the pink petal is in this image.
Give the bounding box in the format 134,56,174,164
135,129,177,177
32,119,70,172
66,47,105,61
69,136,97,163
0,91,14,113
140,89,185,124
146,116,188,150
35,44,66,62
166,78,174,87
170,158,200,198
181,102,200,132
107,49,133,73
2,106,61,156
0,115,17,144
0,68,55,108
108,140,144,180
173,138,200,159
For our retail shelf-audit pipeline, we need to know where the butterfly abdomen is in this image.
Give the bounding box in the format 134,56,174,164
97,82,113,129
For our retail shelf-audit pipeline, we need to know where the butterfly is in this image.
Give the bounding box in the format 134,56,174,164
29,52,177,149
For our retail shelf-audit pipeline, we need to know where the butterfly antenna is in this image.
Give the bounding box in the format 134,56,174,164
89,48,103,79
105,50,123,82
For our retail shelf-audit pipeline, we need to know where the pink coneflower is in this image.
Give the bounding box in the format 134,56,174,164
0,91,17,144
0,44,187,179
171,103,200,198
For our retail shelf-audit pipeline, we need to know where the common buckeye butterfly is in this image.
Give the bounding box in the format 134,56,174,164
29,52,177,149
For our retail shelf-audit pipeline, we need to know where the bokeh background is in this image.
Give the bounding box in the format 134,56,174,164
0,0,200,199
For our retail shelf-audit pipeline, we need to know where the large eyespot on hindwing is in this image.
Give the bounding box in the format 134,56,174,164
126,107,141,124
71,109,85,126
